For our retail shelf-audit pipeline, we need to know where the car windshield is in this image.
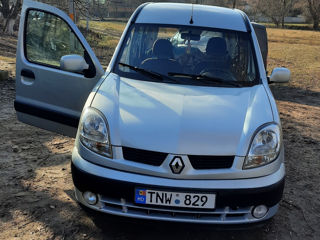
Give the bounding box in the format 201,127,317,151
115,24,259,87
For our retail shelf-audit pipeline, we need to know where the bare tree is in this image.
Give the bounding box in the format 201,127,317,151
0,0,21,35
307,0,320,30
256,0,297,28
232,0,237,8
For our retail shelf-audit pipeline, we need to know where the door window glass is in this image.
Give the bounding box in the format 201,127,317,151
25,10,84,68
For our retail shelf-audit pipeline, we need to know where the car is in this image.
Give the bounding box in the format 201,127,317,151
15,0,290,225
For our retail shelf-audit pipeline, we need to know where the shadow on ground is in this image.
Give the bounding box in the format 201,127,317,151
270,84,320,107
0,76,319,239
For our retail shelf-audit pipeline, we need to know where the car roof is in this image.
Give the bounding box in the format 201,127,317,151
136,3,248,32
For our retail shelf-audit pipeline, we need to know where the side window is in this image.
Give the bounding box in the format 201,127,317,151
25,10,84,69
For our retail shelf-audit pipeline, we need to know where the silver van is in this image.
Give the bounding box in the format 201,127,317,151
15,0,290,224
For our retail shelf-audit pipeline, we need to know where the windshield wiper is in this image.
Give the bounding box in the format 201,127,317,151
168,72,243,87
119,62,180,84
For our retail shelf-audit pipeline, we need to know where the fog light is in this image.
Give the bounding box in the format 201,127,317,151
252,205,268,219
83,191,97,205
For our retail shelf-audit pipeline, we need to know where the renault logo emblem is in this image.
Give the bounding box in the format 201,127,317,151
170,157,185,174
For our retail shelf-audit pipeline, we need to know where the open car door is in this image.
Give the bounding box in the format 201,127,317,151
15,0,104,137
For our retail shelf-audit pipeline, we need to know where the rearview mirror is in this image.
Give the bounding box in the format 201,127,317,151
60,55,89,73
181,33,200,41
269,67,290,84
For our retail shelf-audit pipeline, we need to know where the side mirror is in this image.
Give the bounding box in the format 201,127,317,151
268,67,290,84
60,55,89,73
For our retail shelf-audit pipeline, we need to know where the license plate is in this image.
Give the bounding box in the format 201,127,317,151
135,188,216,209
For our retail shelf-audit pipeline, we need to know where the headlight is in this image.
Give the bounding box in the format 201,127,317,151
243,123,281,169
79,107,112,158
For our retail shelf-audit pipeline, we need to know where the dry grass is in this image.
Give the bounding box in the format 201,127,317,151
260,22,313,29
267,28,320,90
0,56,16,77
79,20,126,36
78,21,126,67
267,28,320,45
0,55,15,63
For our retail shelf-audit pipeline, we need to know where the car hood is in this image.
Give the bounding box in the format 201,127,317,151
92,74,273,156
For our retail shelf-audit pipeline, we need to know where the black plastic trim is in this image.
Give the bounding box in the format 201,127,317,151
122,146,167,166
14,100,79,128
21,69,35,79
71,162,285,208
189,155,234,170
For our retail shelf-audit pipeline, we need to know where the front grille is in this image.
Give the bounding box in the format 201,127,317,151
122,147,168,166
122,147,234,169
188,155,234,169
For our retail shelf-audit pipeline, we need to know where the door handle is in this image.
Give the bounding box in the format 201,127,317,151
21,69,35,85
21,69,35,79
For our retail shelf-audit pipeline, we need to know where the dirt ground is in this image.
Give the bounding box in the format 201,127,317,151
0,31,319,240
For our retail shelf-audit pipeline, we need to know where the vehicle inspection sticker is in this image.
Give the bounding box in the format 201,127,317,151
135,188,215,209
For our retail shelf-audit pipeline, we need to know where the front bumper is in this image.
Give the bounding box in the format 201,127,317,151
72,149,285,224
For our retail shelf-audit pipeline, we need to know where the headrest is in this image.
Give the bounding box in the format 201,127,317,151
206,37,227,56
153,39,173,59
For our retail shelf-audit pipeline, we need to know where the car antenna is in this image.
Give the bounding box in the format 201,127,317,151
189,3,194,24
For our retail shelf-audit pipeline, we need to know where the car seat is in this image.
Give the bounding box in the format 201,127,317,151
194,37,231,74
140,39,182,74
